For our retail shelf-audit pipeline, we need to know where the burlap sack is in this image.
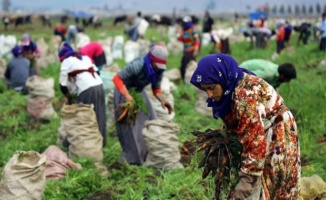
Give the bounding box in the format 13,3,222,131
299,175,326,200
27,96,57,120
42,145,81,180
137,39,150,57
164,68,181,82
167,37,183,54
60,104,104,165
0,151,46,200
146,92,175,122
124,40,140,63
143,119,183,170
25,75,55,99
184,60,197,86
145,77,176,121
26,76,57,120
112,35,124,59
195,89,212,117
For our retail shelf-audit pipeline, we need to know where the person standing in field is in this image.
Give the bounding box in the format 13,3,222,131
178,15,200,82
284,21,293,46
4,45,31,93
202,11,214,33
239,59,297,89
190,53,300,199
58,42,107,147
112,44,173,165
124,11,142,42
319,12,326,52
275,19,286,55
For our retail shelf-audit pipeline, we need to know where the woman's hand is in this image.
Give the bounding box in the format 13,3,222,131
161,101,173,114
155,93,173,114
125,93,134,103
233,171,262,199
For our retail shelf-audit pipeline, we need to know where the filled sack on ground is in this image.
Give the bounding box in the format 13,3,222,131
143,119,183,170
26,76,57,120
0,151,46,200
42,145,82,180
59,103,104,168
298,175,326,200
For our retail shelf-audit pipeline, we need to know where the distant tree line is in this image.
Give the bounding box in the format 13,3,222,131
270,3,326,16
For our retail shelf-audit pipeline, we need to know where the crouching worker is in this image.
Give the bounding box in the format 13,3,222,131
4,45,31,93
58,42,107,147
112,44,173,165
239,59,296,89
75,35,107,72
190,53,300,199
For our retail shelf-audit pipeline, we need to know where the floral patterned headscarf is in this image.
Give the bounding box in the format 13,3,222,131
190,53,251,119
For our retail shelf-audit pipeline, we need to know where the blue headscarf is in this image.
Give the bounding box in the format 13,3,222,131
183,22,194,30
190,53,252,119
58,41,81,62
143,52,164,84
11,45,23,57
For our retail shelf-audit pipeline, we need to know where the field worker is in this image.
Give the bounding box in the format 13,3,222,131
124,11,142,41
112,44,173,165
20,33,41,75
202,11,214,33
66,24,84,44
4,45,31,93
294,22,311,46
58,42,107,147
319,12,326,52
284,20,293,46
239,59,297,89
178,15,200,82
76,36,107,72
275,19,286,55
190,53,300,199
53,23,67,42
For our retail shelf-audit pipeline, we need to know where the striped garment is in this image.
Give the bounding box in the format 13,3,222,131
178,27,200,52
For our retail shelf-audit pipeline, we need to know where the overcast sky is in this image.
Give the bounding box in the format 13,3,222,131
10,0,326,13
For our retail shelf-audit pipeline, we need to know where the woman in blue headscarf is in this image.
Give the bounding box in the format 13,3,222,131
190,53,300,199
112,44,173,165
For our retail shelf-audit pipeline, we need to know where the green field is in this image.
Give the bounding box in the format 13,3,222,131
0,18,326,199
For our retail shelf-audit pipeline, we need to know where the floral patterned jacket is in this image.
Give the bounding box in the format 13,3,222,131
224,73,300,200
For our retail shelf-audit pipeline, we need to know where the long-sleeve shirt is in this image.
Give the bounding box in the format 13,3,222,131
59,56,102,95
178,27,200,53
4,57,30,88
321,19,326,38
239,59,280,88
223,73,300,199
125,17,141,32
79,42,104,63
276,25,285,41
21,41,41,57
117,57,162,92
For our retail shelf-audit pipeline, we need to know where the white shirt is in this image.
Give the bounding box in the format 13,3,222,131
60,56,103,95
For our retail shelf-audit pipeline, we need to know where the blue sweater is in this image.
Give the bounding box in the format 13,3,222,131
5,57,31,88
118,57,162,92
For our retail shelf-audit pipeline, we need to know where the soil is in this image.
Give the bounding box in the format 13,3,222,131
179,140,196,166
107,162,123,171
53,97,66,111
317,133,326,145
0,105,43,141
85,190,114,200
180,92,191,101
300,156,310,166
